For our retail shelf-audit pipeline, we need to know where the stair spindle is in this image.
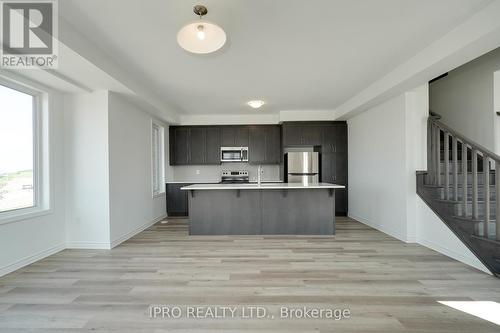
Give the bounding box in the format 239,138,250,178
496,161,500,241
427,118,434,184
484,156,490,238
452,137,458,201
436,126,441,186
472,149,478,220
444,132,450,199
462,142,468,217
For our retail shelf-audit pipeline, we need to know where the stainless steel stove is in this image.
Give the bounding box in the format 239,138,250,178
220,170,249,184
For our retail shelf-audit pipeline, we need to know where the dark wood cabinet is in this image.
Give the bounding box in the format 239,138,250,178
302,125,322,146
321,152,348,215
282,124,302,146
221,127,236,146
249,125,281,164
321,125,336,153
188,128,205,165
221,126,248,147
169,126,221,165
170,127,190,165
171,125,278,165
282,123,324,147
205,127,221,164
321,153,348,184
265,126,281,164
334,123,348,153
166,183,190,216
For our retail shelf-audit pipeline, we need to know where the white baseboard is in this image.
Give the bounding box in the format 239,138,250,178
0,243,65,277
110,213,167,249
348,212,408,242
65,242,111,250
417,238,491,275
0,215,167,277
348,212,491,275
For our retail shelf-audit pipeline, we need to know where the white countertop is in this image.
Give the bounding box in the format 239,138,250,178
181,183,345,190
167,180,283,184
166,181,220,184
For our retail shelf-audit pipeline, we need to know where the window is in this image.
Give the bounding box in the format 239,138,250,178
151,122,165,196
0,83,36,213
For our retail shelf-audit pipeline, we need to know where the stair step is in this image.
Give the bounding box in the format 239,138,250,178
454,212,496,220
470,234,500,246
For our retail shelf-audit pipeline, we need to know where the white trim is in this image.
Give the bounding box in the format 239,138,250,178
0,77,50,223
0,243,65,277
110,213,167,249
348,213,408,242
417,238,491,275
0,208,52,226
151,120,165,197
65,242,112,250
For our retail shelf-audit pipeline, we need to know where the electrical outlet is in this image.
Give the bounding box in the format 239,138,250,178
196,169,200,175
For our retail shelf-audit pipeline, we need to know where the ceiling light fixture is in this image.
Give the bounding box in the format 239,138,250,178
177,5,226,54
247,100,266,109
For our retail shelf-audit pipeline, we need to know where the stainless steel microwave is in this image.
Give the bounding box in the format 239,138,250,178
220,147,249,162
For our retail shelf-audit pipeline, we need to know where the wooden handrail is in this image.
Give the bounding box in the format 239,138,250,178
427,116,500,241
429,118,500,163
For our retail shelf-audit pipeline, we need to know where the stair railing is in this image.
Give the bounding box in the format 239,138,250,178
428,115,500,241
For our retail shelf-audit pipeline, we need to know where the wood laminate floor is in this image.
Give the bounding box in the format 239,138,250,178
0,217,499,332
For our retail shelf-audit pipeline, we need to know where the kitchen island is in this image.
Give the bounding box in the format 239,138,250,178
181,183,345,235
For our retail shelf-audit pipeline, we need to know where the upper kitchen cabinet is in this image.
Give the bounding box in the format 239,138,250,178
205,127,222,164
221,126,249,147
248,125,281,164
188,127,206,165
301,125,323,146
282,122,326,147
282,123,302,146
170,127,190,165
321,125,335,153
169,126,221,165
334,123,348,153
321,122,348,153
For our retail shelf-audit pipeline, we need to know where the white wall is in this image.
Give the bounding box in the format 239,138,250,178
108,92,167,246
430,47,500,154
348,94,409,241
64,91,111,248
416,197,488,273
348,84,489,273
0,79,66,276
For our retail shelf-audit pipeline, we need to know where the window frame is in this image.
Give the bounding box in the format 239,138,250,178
151,120,165,198
0,76,50,224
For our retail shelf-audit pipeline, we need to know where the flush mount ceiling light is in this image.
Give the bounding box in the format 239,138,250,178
177,5,226,54
247,100,266,109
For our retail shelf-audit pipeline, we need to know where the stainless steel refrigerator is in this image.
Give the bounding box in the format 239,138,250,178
285,152,319,184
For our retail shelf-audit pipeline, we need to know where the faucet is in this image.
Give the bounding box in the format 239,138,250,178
257,165,263,186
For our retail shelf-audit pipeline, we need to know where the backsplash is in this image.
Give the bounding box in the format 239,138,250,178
168,163,281,183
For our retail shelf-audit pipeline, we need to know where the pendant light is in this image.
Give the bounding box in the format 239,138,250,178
177,5,226,54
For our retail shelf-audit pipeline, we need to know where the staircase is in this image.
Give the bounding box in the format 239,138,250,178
417,114,500,276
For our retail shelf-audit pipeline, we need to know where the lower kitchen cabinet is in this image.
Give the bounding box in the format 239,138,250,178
166,183,190,216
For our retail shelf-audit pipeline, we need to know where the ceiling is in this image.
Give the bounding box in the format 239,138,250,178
59,0,490,116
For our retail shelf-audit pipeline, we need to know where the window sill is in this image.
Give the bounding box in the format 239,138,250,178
153,192,166,199
0,207,52,226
